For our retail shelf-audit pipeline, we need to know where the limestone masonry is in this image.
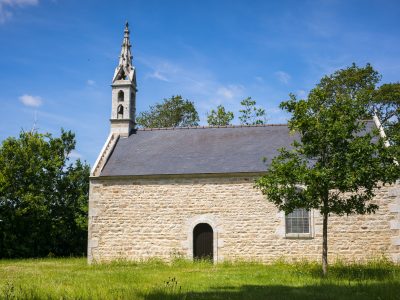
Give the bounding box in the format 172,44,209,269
88,175,400,263
88,23,400,264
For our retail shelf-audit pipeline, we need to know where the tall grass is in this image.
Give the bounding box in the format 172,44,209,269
0,258,399,299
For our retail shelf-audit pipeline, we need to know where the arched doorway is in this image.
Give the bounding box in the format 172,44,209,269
193,223,213,260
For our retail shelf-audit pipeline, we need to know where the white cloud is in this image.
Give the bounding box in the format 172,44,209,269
140,55,218,100
87,79,96,86
19,94,42,107
216,85,244,100
141,59,182,82
275,71,291,84
146,70,169,82
138,55,248,121
216,87,233,99
0,0,39,23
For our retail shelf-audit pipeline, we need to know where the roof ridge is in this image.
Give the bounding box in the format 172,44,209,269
136,124,289,131
134,119,375,131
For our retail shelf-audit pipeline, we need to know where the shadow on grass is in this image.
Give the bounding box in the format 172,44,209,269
143,282,400,300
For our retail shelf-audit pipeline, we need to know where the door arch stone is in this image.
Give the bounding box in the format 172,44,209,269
183,214,224,263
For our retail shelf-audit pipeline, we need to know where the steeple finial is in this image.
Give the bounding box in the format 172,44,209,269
119,21,132,67
112,22,135,82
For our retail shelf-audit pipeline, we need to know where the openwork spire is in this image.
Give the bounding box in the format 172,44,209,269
112,22,136,83
119,21,133,67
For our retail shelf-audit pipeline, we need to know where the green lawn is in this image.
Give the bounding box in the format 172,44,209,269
0,258,399,299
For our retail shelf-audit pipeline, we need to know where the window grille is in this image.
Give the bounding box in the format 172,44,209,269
285,208,310,234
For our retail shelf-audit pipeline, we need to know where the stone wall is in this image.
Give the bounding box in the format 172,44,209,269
88,175,400,263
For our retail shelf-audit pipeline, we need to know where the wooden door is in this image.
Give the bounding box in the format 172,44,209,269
193,223,213,260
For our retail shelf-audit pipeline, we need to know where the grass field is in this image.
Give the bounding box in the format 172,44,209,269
0,258,399,300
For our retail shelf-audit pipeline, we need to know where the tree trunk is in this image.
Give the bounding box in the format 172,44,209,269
322,211,328,277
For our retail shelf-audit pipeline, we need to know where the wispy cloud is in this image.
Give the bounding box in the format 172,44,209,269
19,94,42,107
139,55,246,107
146,70,169,82
275,71,291,84
140,56,210,96
138,55,291,125
0,0,39,23
87,79,96,86
142,59,181,83
216,84,244,100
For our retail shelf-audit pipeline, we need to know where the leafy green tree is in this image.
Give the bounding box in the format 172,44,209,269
372,83,400,147
239,97,266,125
207,105,234,126
0,129,89,258
255,64,399,276
136,95,200,128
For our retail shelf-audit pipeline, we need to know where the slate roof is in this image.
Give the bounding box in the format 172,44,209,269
100,125,296,176
99,121,376,177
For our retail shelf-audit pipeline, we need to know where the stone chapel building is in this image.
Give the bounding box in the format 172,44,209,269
88,23,400,264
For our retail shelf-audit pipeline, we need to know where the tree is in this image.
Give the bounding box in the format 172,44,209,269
239,97,266,125
372,83,400,147
136,95,200,128
207,105,234,126
0,129,89,258
255,64,399,276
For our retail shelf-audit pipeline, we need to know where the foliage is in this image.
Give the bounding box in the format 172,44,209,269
372,82,400,146
0,258,399,299
0,130,90,258
239,97,266,125
207,105,234,126
255,63,400,275
136,95,200,128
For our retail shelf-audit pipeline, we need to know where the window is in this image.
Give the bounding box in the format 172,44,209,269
285,208,310,234
118,90,124,102
117,105,124,119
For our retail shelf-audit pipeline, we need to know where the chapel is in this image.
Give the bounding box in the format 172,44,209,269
88,23,400,263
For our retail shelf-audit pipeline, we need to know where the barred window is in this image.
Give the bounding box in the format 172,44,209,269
285,208,310,234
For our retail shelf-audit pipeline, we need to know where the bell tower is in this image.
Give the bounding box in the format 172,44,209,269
110,22,137,137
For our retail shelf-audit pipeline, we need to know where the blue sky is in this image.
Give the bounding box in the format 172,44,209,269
1,0,399,165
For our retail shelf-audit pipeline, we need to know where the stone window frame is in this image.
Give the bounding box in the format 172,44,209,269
184,214,224,263
284,208,314,239
280,184,315,239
